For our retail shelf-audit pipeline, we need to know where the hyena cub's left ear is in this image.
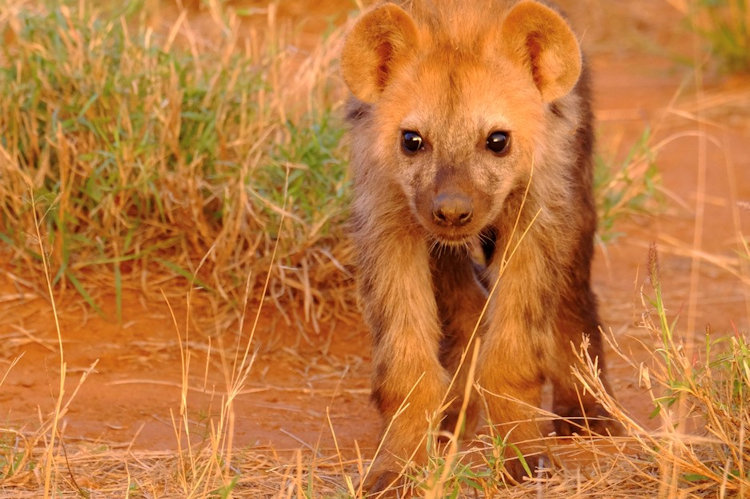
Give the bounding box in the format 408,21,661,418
501,0,582,102
341,3,419,103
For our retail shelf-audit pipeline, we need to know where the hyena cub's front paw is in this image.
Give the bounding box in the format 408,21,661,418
553,403,622,437
359,469,399,497
501,452,550,485
439,399,480,442
359,458,412,497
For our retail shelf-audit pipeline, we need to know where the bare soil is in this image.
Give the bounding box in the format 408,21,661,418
1,0,749,490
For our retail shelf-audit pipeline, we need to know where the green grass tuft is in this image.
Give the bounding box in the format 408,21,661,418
0,1,350,314
688,0,750,74
640,245,750,490
595,127,661,244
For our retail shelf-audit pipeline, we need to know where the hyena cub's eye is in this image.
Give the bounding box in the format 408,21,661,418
486,131,511,156
401,130,424,154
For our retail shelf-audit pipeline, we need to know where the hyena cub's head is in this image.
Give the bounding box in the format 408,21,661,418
342,0,582,245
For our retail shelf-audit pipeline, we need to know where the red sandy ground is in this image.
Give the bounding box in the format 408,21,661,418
1,0,749,478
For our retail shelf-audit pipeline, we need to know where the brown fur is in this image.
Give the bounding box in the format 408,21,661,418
342,0,616,489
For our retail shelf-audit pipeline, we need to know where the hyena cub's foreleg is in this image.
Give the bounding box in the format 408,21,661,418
547,289,616,437
353,211,448,489
478,221,617,480
475,246,554,480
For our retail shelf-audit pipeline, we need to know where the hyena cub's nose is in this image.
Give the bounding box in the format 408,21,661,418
432,192,473,227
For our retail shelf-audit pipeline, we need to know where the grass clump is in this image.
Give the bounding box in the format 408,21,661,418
0,1,350,318
0,430,32,485
595,127,661,244
638,246,749,493
687,0,750,73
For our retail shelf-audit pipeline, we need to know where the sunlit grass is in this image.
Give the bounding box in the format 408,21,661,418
0,0,350,318
689,0,750,74
595,127,661,244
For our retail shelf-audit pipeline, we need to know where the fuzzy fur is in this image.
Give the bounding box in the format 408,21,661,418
342,0,616,489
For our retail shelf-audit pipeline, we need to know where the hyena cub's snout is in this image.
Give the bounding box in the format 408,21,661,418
419,182,490,242
432,190,473,227
420,181,493,242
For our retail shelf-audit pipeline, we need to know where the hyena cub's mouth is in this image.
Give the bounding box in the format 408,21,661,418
428,237,476,261
421,223,485,254
428,230,482,253
428,224,498,269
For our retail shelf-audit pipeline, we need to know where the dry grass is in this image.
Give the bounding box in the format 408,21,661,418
683,0,750,74
0,1,748,498
3,295,747,497
0,0,353,324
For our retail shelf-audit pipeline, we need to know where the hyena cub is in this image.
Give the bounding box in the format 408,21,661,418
341,0,616,487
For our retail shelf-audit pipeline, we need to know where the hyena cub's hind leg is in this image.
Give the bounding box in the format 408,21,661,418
431,248,488,439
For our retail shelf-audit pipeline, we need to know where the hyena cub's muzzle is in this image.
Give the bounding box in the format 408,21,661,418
432,189,473,228
418,180,494,244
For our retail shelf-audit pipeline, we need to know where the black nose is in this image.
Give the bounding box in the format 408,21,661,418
432,192,473,227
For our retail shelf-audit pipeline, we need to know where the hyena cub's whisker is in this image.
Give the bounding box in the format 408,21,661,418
341,0,619,490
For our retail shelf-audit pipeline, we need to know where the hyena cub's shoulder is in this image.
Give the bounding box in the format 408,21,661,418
341,0,612,491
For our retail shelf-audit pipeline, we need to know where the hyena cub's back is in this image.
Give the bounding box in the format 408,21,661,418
342,0,615,489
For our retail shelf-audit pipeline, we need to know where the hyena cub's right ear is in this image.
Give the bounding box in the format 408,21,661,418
341,3,419,103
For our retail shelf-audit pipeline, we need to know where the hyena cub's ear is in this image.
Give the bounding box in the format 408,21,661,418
341,3,419,103
501,0,582,102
